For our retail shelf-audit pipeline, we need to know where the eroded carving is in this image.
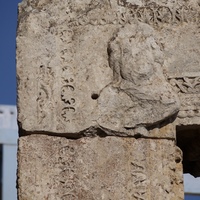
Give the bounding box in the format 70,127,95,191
169,77,200,94
130,161,147,200
69,1,200,27
100,22,180,129
58,28,77,124
54,144,78,199
37,65,54,123
17,134,183,199
17,0,200,135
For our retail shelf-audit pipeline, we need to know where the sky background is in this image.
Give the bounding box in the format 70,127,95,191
0,0,199,199
0,0,21,105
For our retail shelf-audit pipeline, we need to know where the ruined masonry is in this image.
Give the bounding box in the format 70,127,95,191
16,0,200,199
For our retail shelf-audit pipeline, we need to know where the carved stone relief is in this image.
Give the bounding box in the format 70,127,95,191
17,135,183,200
98,22,179,132
17,0,200,137
158,23,200,125
65,0,200,27
17,1,200,199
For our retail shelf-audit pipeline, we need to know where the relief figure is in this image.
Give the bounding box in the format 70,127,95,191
102,22,180,129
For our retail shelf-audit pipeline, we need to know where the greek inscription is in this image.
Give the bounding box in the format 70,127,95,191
59,161,75,174
62,85,75,92
63,77,74,84
132,173,147,185
59,146,75,155
37,87,48,121
60,51,74,63
62,98,75,105
59,30,73,43
60,180,75,192
131,162,145,171
62,66,74,77
37,65,54,123
61,107,76,122
53,145,78,199
58,28,77,123
131,161,147,200
132,188,146,200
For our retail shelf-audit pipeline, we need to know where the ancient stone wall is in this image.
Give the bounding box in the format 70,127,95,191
17,0,200,199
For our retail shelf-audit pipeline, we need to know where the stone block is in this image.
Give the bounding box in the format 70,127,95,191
16,0,183,137
17,135,183,200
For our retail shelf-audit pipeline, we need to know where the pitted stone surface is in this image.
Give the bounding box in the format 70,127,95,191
17,135,183,200
16,0,191,136
17,1,200,199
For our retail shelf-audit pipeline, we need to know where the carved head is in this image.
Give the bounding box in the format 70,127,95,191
108,22,164,85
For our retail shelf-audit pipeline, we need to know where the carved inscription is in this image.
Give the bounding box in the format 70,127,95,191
176,95,200,119
37,65,54,123
130,162,147,200
59,28,77,124
69,2,200,27
53,144,78,199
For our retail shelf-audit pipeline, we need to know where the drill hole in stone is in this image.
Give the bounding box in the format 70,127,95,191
91,93,99,100
175,157,181,164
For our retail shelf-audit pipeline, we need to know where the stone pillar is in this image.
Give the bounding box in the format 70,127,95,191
17,0,200,199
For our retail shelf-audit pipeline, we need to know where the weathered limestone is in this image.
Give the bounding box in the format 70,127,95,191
18,135,183,200
16,0,184,136
16,0,200,199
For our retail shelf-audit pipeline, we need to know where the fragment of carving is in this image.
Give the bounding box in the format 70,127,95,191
98,22,180,131
18,0,200,136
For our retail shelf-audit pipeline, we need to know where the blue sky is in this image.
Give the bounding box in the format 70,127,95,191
0,0,21,105
185,194,200,200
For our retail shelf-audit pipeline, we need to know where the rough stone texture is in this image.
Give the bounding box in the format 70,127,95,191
16,0,200,199
163,24,200,126
17,135,183,200
16,0,192,137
